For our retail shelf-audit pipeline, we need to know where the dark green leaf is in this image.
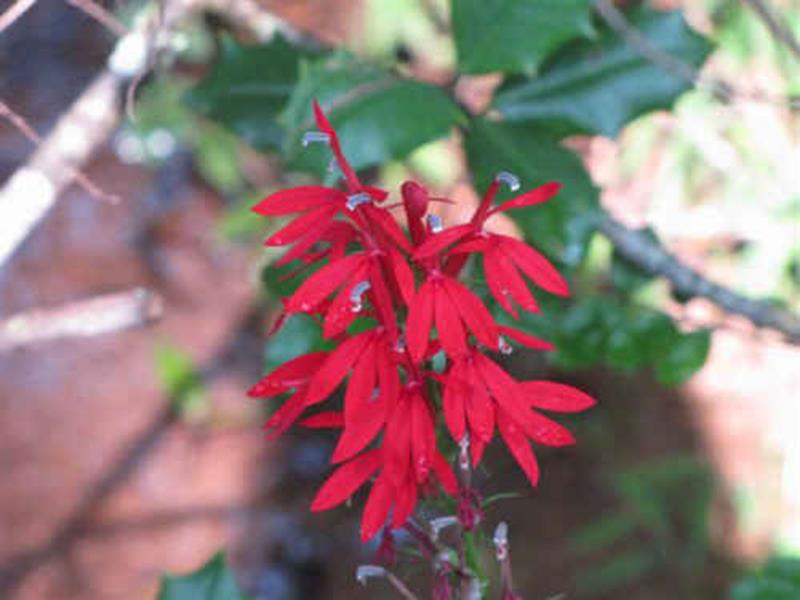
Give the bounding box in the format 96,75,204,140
186,35,319,150
464,118,599,266
280,53,463,174
730,557,800,600
655,329,711,386
263,314,324,371
494,9,712,137
452,0,595,75
154,343,207,418
158,552,250,600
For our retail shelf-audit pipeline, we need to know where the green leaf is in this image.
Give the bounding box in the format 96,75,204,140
730,557,800,600
655,329,711,386
452,0,595,75
569,512,639,555
158,552,250,600
154,343,207,419
263,314,325,371
574,550,656,595
186,35,319,150
280,53,463,174
464,118,599,266
494,9,713,137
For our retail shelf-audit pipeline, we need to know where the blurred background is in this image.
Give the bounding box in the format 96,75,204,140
0,0,798,598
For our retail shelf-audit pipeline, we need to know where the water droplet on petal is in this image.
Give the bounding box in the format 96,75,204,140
495,171,520,191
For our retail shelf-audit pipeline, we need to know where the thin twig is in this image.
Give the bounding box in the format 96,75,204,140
0,0,38,35
0,99,121,204
593,0,800,109
596,212,800,344
0,288,163,351
741,0,800,60
65,0,128,36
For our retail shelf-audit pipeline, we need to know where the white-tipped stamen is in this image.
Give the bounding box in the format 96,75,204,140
346,192,372,211
350,281,371,313
394,335,406,353
427,214,443,233
458,435,470,471
493,521,509,560
430,516,459,542
327,157,339,174
499,336,513,355
495,171,520,192
302,131,330,147
356,565,386,585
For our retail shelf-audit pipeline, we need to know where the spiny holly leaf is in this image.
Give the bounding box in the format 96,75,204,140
464,117,599,267
493,9,713,137
280,53,464,175
185,35,320,150
157,552,251,600
452,0,595,75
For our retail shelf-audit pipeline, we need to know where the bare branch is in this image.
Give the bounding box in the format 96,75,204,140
742,0,800,61
64,0,128,36
0,288,163,351
0,0,37,35
596,212,800,344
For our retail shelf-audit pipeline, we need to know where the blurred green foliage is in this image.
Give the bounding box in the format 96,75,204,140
157,553,251,600
730,557,800,600
154,342,208,421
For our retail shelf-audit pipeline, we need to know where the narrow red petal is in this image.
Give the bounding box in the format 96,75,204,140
252,186,344,216
434,284,468,359
332,400,386,463
286,253,366,313
391,475,418,529
443,277,498,350
523,411,576,447
501,236,570,297
364,205,412,253
384,396,412,488
521,381,596,413
305,332,372,405
465,365,495,443
490,246,540,313
410,393,435,484
484,251,519,318
432,452,458,495
311,449,382,512
360,473,393,542
264,206,335,247
343,347,377,421
442,361,467,442
498,409,540,487
489,182,561,215
498,326,555,351
406,280,435,363
248,351,327,398
300,411,344,428
387,247,415,307
412,224,473,261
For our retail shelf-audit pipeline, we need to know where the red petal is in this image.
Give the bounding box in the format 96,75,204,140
498,326,555,351
410,393,435,484
413,224,473,261
332,400,386,463
387,247,415,307
252,186,344,216
360,473,392,542
442,361,467,442
432,452,458,496
300,411,344,428
443,277,498,350
264,206,335,247
474,354,530,427
498,409,540,487
521,381,596,413
364,205,412,253
343,347,377,421
448,237,491,254
368,260,398,340
311,449,382,512
434,283,468,359
391,475,418,529
465,365,495,443
248,351,327,398
489,246,540,313
470,436,487,467
384,396,412,488
484,251,518,318
286,253,366,313
377,342,401,408
264,391,308,439
501,236,570,297
523,411,576,447
312,100,361,192
305,332,372,405
322,266,368,339
406,280,435,363
489,182,561,215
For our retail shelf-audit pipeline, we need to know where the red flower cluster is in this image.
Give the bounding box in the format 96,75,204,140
249,101,595,542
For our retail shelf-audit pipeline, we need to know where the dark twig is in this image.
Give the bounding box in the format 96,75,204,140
65,0,128,36
0,0,37,34
742,0,800,60
597,212,800,344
